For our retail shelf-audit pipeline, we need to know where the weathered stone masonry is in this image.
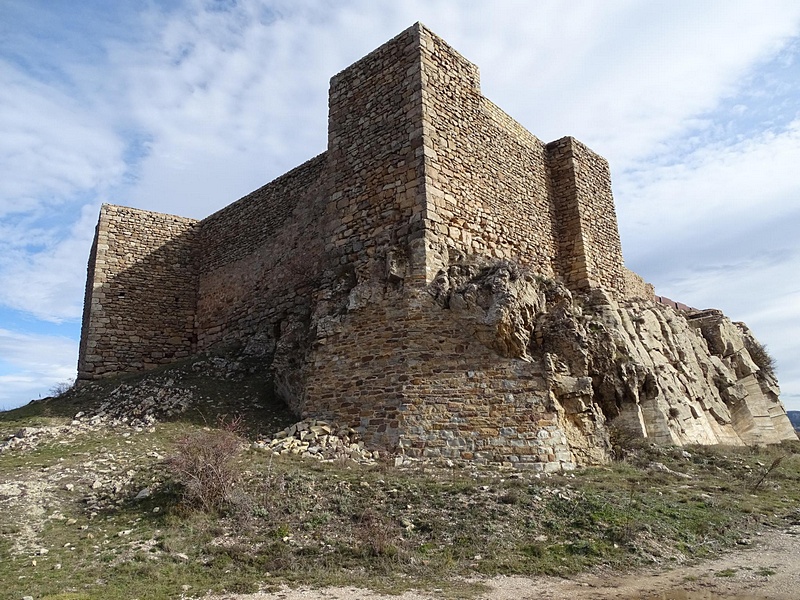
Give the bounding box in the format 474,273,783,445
78,205,197,379
79,23,795,468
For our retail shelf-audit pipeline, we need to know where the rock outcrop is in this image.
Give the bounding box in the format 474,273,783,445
431,257,796,458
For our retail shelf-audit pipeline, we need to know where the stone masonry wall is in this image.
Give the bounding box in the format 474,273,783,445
417,29,559,280
76,23,674,468
299,24,430,435
302,287,580,470
324,24,427,285
299,25,589,469
547,136,625,293
194,155,328,352
624,267,655,300
78,205,198,380
393,297,577,470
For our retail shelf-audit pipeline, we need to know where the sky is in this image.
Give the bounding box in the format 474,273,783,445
1,0,799,411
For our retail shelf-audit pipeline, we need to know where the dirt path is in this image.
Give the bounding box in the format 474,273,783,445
204,528,800,600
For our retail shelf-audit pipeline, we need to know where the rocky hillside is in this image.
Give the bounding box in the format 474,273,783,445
425,259,797,463
2,369,800,600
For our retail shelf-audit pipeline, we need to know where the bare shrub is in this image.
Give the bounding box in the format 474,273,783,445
167,420,245,513
751,454,787,492
608,421,645,461
50,378,75,397
745,338,776,377
356,509,399,557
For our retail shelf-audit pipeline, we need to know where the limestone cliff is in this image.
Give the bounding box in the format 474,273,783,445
429,257,797,461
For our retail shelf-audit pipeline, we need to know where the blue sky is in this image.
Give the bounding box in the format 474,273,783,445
1,0,799,411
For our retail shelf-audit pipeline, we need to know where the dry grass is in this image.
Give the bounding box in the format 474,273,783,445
2,362,800,599
167,420,246,513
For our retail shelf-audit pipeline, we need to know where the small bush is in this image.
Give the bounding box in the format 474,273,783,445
745,338,776,377
607,421,646,460
751,454,787,492
500,491,520,505
167,422,245,513
50,378,75,397
356,509,399,557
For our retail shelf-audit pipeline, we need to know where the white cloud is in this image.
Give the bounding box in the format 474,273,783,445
0,62,125,218
0,328,77,411
0,204,99,322
618,119,800,259
2,0,800,413
440,1,800,168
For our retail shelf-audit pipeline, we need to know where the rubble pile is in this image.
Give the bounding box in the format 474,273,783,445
1,379,194,454
254,419,382,465
84,380,195,425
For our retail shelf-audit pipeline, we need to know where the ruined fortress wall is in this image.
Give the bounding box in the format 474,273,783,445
302,289,580,470
194,155,328,351
77,227,102,379
624,267,655,300
299,26,590,467
298,25,432,436
75,23,795,464
418,29,559,278
412,27,626,297
78,22,639,436
77,205,198,380
302,295,410,447
390,300,577,469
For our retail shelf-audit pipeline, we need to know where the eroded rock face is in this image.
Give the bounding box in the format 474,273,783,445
259,252,794,469
431,259,549,359
431,257,796,455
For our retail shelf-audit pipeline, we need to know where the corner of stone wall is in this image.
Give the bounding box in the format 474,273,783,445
325,21,428,286
415,24,565,291
77,204,111,381
622,267,655,301
77,204,199,380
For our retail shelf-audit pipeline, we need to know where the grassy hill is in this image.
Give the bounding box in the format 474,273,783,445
2,357,800,600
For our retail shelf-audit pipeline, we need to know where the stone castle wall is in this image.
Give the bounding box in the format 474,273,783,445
295,26,432,438
78,205,198,380
194,154,328,352
418,32,559,279
547,137,625,292
77,23,687,467
298,25,611,466
325,25,427,285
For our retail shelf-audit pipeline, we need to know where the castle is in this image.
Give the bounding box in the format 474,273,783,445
78,24,795,469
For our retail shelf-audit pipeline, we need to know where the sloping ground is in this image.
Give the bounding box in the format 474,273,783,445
2,360,800,600
206,529,800,599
